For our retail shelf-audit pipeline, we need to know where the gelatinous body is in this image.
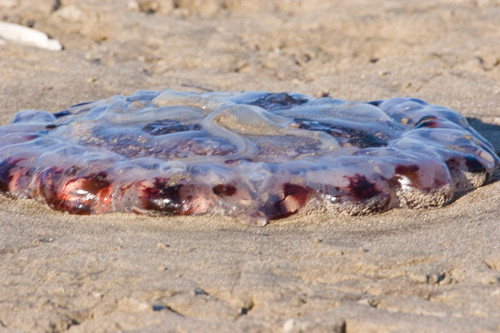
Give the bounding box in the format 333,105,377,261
0,90,498,225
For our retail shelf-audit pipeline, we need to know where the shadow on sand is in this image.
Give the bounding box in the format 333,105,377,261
467,117,500,182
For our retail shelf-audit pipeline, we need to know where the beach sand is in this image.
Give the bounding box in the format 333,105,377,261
1,1,499,332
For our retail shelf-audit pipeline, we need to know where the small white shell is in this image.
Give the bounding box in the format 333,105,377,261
0,21,62,51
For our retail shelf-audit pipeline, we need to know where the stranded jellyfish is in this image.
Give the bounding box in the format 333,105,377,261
0,90,498,225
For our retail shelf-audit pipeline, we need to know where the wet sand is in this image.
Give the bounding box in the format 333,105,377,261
1,1,499,332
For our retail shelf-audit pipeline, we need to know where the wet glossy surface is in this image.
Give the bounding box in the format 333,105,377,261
0,90,498,225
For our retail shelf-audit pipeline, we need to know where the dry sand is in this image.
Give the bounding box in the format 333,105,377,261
1,0,500,332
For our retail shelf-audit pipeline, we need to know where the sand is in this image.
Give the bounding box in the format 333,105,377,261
0,0,499,332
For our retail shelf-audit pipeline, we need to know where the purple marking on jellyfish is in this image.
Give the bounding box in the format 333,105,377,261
212,184,237,197
0,90,498,225
345,174,381,201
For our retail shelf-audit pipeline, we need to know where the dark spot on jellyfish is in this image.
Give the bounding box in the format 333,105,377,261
212,184,237,197
64,165,82,177
415,116,440,128
294,119,387,148
345,174,381,201
45,124,57,129
142,119,201,136
464,156,486,173
283,183,310,205
368,100,383,106
265,184,312,220
70,101,94,108
0,158,22,192
395,164,420,173
142,179,183,214
248,93,308,111
347,131,388,148
53,110,71,118
445,158,460,172
395,164,421,186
